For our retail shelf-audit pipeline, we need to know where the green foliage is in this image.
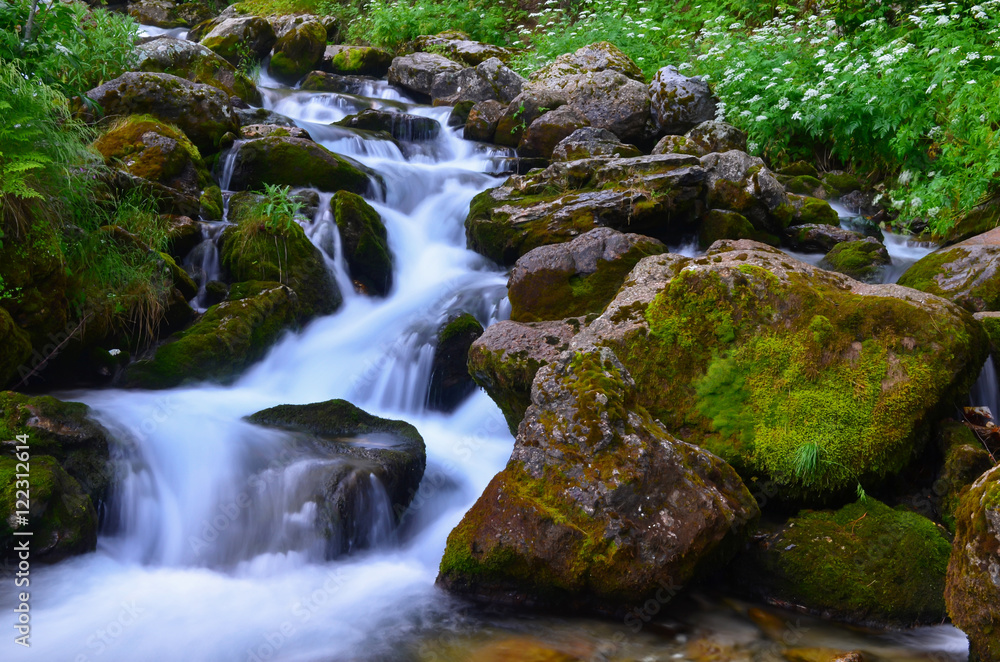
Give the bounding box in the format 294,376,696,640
228,185,308,287
0,0,139,98
235,40,263,84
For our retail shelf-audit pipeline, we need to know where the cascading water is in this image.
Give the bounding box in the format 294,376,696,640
3,27,970,662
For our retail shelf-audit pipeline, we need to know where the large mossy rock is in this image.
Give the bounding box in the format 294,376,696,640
0,393,112,561
268,16,327,84
786,224,865,253
322,45,394,77
508,227,665,323
648,66,718,135
387,52,465,99
897,227,1000,312
946,464,1000,661
220,199,342,317
700,150,791,235
94,115,213,213
330,191,393,296
468,317,586,434
464,100,505,143
412,31,515,66
517,106,590,159
124,282,301,388
226,136,376,194
84,72,238,154
437,347,760,612
136,36,262,105
935,419,994,531
698,209,777,249
530,42,643,81
734,498,952,627
558,240,987,500
465,153,706,266
652,121,747,158
129,0,214,28
199,16,276,65
247,399,426,555
819,238,890,282
428,313,484,413
435,58,526,106
551,127,641,162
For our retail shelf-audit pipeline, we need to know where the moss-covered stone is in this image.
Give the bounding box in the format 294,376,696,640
331,191,392,296
566,241,987,501
438,348,759,613
822,172,862,195
199,16,276,66
268,18,327,84
227,136,376,194
429,313,484,412
778,161,820,178
199,185,224,220
136,36,262,105
945,465,1000,661
935,420,994,531
324,45,394,77
783,174,829,196
220,200,341,318
819,238,890,282
124,282,300,388
734,499,952,627
939,199,1000,244
698,209,778,249
898,232,1000,312
790,195,840,227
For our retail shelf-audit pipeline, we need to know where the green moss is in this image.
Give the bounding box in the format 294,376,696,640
896,248,964,297
268,20,327,84
898,247,1000,313
748,499,951,626
820,240,890,281
795,196,840,226
468,347,545,433
329,47,393,76
698,209,778,249
200,185,224,220
778,161,819,178
331,191,392,296
823,172,862,195
94,115,211,191
231,137,373,194
439,313,484,345
785,175,827,195
936,420,994,531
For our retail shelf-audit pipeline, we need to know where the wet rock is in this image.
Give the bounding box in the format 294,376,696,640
448,100,475,127
199,16,277,65
136,36,261,105
428,313,484,412
508,227,665,323
734,498,950,627
83,72,238,154
225,136,376,194
898,227,1000,312
530,41,643,81
247,399,426,556
335,109,441,142
934,420,994,530
322,45,394,77
412,31,515,66
783,649,866,662
124,281,302,388
128,0,213,28
785,224,865,253
518,106,591,159
945,464,1000,661
435,58,526,106
234,107,297,129
464,100,505,142
465,153,705,265
788,194,840,227
268,16,327,84
468,317,585,433
649,66,718,135
0,393,113,561
562,240,987,500
330,191,393,296
819,238,890,282
437,347,759,613
387,52,464,99
701,150,791,235
300,71,378,94
699,209,777,249
550,127,641,161
239,124,312,140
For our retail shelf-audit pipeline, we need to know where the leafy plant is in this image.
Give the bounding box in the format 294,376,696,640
230,184,307,284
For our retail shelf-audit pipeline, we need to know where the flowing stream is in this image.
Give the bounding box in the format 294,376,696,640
0,29,971,661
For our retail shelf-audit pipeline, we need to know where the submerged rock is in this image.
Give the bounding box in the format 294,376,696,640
946,464,1000,661
898,227,1000,312
428,313,484,413
247,399,426,556
437,348,759,612
508,227,665,323
0,393,113,561
136,36,261,105
734,499,951,627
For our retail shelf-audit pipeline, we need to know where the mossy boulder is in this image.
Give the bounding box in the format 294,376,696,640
941,199,1000,244
387,52,465,99
551,127,641,162
976,311,1000,350
0,309,31,388
0,392,113,561
83,72,238,154
226,136,377,194
562,240,987,500
323,45,394,77
247,399,425,555
412,31,515,66
199,16,276,65
124,282,300,388
465,153,706,266
945,465,1000,661
517,106,590,159
268,17,327,84
136,36,261,105
508,227,665,323
330,191,392,296
300,71,377,94
822,172,862,196
785,223,865,253
897,228,1000,312
819,238,890,282
778,161,820,178
464,100,505,143
648,65,718,135
685,120,747,154
733,498,952,627
530,42,643,82
935,420,994,531
94,115,213,211
428,313,484,413
781,175,829,197
335,109,441,142
221,199,342,318
700,151,791,235
128,0,214,28
789,194,840,227
698,209,778,249
437,347,759,613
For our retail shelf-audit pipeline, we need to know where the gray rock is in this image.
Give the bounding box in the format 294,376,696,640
551,127,641,161
412,31,515,66
530,41,643,81
135,36,261,104
786,223,865,253
300,71,379,94
700,150,789,234
649,65,718,135
518,105,591,158
898,227,1000,312
464,100,505,142
128,0,213,28
322,45,394,77
436,57,526,105
387,52,464,99
336,109,441,142
199,16,277,65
